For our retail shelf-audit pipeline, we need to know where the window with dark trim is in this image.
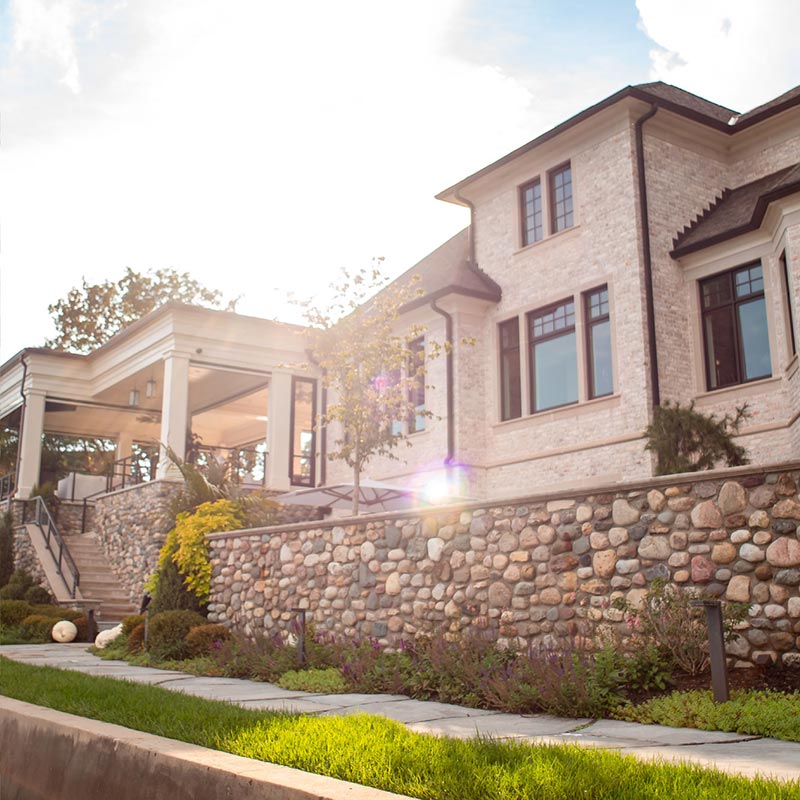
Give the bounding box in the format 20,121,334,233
408,337,426,433
528,299,578,412
499,318,522,420
549,163,573,233
289,376,317,486
700,262,771,390
520,178,543,246
781,251,797,357
584,285,613,398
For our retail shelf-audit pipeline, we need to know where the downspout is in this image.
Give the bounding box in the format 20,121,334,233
429,301,455,465
634,104,661,409
14,354,29,493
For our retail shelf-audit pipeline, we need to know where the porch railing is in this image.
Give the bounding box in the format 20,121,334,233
189,445,267,486
21,496,80,599
107,451,159,492
0,472,15,503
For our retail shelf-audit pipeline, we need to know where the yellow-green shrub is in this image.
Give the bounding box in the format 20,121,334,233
147,500,244,605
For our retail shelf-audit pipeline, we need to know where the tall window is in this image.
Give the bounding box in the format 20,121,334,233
549,163,573,233
528,299,578,412
520,178,543,246
584,285,613,398
499,318,522,420
289,376,316,486
408,337,426,433
700,263,771,390
781,251,797,357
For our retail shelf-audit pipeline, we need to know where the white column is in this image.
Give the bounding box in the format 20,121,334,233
16,390,46,499
267,371,293,491
156,353,190,481
116,431,134,462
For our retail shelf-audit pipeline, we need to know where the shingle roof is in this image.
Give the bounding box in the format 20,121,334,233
671,163,800,257
393,228,502,311
437,82,800,203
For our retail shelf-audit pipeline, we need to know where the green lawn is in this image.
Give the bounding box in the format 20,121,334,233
1,657,797,800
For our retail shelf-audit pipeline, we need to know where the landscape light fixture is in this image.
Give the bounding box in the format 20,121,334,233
145,378,157,399
129,388,140,407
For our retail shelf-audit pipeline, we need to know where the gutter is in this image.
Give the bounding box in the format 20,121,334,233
634,104,661,409
14,355,29,491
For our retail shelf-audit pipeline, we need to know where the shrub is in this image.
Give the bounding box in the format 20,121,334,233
126,623,146,653
0,599,35,628
613,579,748,675
121,614,145,638
146,558,203,617
73,615,90,642
0,569,35,600
277,668,347,693
19,614,56,641
31,605,82,621
186,623,232,657
0,511,14,587
24,585,53,605
644,401,749,475
147,610,207,661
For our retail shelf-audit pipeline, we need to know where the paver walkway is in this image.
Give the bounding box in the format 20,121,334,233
2,643,799,783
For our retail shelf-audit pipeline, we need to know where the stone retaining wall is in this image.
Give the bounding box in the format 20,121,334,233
93,480,184,603
207,463,800,667
12,526,47,588
54,500,94,536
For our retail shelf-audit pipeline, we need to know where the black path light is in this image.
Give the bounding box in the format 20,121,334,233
691,599,730,703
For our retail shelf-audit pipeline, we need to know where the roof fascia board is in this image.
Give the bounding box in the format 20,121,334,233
728,107,800,162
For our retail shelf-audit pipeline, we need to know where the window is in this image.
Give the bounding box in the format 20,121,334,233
520,179,543,246
700,263,771,390
781,251,797,357
499,319,522,420
289,376,316,486
549,163,573,233
584,285,613,398
408,337,426,433
528,299,578,412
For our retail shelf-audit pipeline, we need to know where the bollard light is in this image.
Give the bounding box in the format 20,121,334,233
691,599,730,703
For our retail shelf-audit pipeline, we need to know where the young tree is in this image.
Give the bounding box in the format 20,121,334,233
46,267,237,354
300,265,438,514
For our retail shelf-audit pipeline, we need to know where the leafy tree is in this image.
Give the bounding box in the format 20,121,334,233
0,511,14,587
46,267,237,354
644,401,749,476
300,265,441,514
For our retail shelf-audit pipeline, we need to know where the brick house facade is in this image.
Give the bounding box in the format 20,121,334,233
327,82,800,501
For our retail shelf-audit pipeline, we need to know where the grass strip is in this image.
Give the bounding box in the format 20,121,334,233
1,657,797,800
615,689,800,742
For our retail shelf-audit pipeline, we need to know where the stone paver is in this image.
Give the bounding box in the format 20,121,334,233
2,643,799,782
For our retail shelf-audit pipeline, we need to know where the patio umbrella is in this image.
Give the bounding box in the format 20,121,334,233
274,479,427,513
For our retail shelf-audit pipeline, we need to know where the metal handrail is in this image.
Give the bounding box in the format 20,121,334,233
0,472,15,503
21,496,80,599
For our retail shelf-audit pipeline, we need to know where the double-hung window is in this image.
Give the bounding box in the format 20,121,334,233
520,179,543,246
549,163,573,233
700,263,771,390
584,285,613,398
528,299,578,412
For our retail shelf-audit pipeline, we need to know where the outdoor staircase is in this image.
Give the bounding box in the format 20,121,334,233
62,533,138,628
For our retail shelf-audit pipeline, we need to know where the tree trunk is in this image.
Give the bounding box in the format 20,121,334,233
352,463,360,516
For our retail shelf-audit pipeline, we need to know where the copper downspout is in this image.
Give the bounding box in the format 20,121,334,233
634,104,661,408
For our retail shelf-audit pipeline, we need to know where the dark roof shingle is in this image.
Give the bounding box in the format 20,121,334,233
671,163,800,257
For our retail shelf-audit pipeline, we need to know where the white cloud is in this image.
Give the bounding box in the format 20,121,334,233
636,0,800,111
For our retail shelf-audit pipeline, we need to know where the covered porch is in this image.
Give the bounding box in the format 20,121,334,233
0,303,321,500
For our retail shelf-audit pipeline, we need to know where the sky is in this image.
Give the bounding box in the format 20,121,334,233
0,0,798,362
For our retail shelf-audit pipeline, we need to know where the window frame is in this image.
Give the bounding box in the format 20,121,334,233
548,161,574,234
498,317,522,421
780,251,797,359
699,261,772,391
527,297,578,414
583,285,613,399
519,177,543,247
407,336,426,434
288,375,317,487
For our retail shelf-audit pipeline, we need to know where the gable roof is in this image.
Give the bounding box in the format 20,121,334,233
437,82,800,203
394,228,502,311
671,163,800,257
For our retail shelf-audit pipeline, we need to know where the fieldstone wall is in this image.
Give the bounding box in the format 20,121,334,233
12,526,47,588
208,463,800,668
53,501,94,537
93,480,185,603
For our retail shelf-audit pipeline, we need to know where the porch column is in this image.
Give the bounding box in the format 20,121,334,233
267,371,292,491
116,432,134,462
156,353,190,481
16,390,46,499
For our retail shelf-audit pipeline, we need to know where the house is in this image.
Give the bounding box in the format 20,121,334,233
1,81,798,506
